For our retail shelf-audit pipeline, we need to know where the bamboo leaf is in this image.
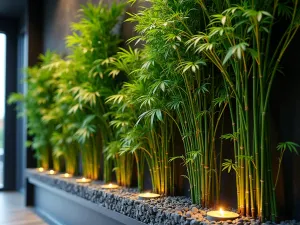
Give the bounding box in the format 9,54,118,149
221,132,238,141
169,155,185,162
277,141,300,155
222,159,237,173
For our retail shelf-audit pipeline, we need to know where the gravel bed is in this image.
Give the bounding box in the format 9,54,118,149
27,169,300,225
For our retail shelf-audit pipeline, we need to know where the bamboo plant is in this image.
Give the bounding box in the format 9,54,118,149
64,2,125,180
106,48,145,190
8,51,61,170
106,47,175,195
187,0,300,220
42,57,81,175
127,0,227,206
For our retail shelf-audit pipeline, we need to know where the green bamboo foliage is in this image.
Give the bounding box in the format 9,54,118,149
42,57,82,175
8,51,62,170
127,0,227,206
40,58,76,175
187,0,300,220
48,100,79,175
64,2,125,180
105,48,152,192
106,47,175,195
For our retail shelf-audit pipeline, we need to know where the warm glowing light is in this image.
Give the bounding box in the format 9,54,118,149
47,170,57,175
220,208,224,216
207,209,239,221
60,173,72,178
37,167,44,172
76,177,92,183
138,192,160,200
101,183,119,189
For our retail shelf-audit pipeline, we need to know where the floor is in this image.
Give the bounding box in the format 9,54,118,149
0,192,48,225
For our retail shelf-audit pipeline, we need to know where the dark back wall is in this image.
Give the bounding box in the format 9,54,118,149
271,31,300,219
43,0,97,54
43,0,133,55
30,0,300,219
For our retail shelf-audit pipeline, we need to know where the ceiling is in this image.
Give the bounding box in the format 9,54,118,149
0,0,26,19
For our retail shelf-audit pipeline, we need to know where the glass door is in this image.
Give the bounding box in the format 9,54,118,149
0,33,6,189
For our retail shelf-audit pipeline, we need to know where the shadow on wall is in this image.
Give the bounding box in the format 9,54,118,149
271,30,300,220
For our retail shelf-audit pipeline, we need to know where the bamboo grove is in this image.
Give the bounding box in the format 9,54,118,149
9,0,300,221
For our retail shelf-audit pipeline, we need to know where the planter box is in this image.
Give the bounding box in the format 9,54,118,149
26,169,203,225
27,177,146,225
26,170,147,225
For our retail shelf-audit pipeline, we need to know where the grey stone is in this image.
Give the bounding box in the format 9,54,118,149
174,213,181,223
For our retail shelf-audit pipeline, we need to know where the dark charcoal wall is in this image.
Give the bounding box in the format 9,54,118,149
43,0,97,54
43,0,139,54
36,0,300,219
270,31,300,220
43,0,131,55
